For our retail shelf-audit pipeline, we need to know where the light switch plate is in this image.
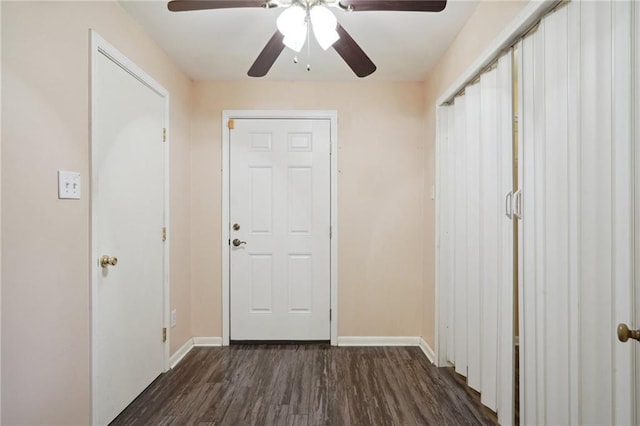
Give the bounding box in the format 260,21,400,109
171,309,177,328
58,171,81,199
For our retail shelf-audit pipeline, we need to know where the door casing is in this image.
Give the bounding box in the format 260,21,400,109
222,110,338,346
89,30,171,424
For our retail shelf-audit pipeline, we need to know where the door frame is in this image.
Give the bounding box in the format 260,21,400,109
222,110,338,346
89,30,171,423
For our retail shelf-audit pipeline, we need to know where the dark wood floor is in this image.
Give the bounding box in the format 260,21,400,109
111,345,497,425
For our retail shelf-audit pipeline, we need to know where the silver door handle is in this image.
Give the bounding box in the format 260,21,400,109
505,191,513,219
232,239,247,247
513,189,522,219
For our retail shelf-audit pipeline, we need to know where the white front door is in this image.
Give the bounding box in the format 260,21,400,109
229,118,331,341
92,46,166,424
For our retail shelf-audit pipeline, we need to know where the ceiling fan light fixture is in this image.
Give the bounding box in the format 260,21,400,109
283,30,307,52
310,5,339,50
277,4,307,52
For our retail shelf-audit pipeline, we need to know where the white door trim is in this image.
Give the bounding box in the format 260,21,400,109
222,110,338,346
89,30,171,424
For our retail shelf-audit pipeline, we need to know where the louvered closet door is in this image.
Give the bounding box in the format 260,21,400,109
518,1,637,423
439,50,514,425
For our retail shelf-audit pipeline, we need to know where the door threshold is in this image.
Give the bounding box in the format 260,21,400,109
230,340,330,346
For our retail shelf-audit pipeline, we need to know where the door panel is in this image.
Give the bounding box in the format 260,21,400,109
611,2,634,423
635,3,640,423
465,83,482,392
543,9,571,423
440,51,515,423
230,118,330,340
437,105,455,365
519,1,637,423
445,106,456,365
93,51,165,424
453,97,468,376
496,52,515,425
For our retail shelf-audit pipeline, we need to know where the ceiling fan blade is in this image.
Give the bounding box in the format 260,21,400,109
168,0,269,12
332,24,376,78
248,31,285,77
338,0,446,12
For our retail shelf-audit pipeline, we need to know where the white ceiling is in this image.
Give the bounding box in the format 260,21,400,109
118,0,479,81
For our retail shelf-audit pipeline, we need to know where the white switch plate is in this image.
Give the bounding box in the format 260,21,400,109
58,171,81,199
171,309,177,328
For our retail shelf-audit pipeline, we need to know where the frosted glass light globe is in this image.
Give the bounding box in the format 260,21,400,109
277,5,307,52
310,5,339,50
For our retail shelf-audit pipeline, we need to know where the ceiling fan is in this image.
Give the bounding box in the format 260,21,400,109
167,0,447,78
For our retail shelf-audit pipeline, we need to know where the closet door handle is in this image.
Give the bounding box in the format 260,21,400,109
505,191,513,219
513,189,522,219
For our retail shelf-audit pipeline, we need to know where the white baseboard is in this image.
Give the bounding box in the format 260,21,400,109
337,336,434,364
337,336,421,346
193,336,223,347
170,338,194,368
172,336,432,368
170,337,222,369
419,337,436,364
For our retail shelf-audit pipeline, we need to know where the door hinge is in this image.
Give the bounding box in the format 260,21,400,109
228,119,235,130
162,327,167,343
162,128,167,142
162,227,167,242
330,309,332,321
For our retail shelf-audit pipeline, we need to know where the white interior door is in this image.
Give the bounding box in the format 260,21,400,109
518,1,637,423
229,118,330,341
93,48,166,424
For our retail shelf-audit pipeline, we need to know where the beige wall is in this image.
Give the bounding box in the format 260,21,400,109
1,2,192,423
420,0,529,347
191,81,426,338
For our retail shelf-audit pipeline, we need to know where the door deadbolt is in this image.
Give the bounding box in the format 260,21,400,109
233,223,240,231
617,323,640,343
232,239,247,247
100,255,118,268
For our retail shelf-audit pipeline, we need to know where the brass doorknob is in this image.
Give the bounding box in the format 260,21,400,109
232,239,247,247
100,255,118,268
617,323,640,342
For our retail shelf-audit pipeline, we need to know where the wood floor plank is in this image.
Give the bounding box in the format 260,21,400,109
111,345,497,426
